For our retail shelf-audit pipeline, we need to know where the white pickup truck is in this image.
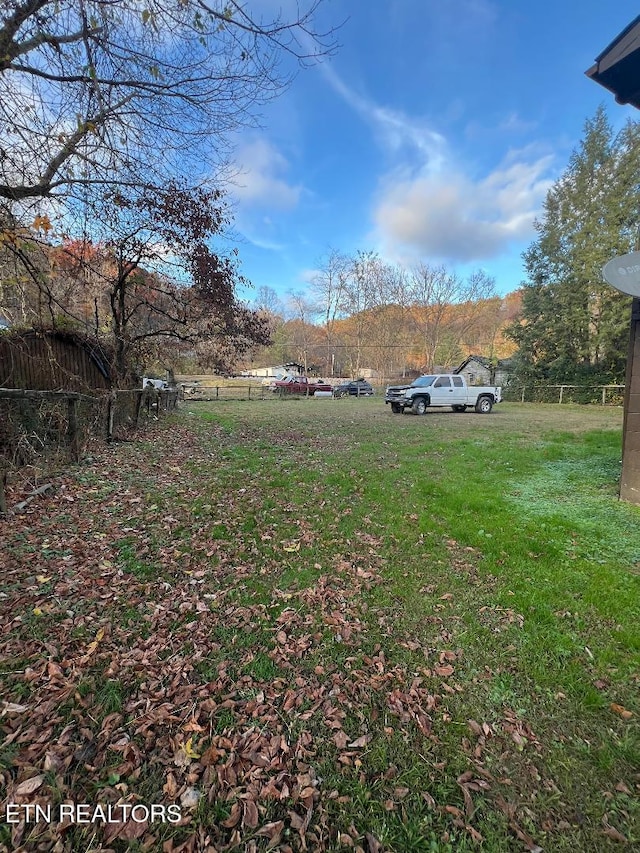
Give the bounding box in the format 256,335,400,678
385,374,501,415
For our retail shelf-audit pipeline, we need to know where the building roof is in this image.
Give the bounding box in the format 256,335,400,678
455,355,493,372
454,355,514,374
585,15,640,109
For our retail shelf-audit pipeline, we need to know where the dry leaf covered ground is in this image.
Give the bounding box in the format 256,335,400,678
0,400,638,852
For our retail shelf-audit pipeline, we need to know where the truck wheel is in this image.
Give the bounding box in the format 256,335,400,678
391,403,403,414
452,405,466,412
412,397,427,415
475,396,493,414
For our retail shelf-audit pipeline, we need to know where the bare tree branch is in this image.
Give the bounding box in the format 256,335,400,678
0,0,338,202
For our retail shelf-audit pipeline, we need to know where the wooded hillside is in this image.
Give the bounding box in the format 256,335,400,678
250,289,521,381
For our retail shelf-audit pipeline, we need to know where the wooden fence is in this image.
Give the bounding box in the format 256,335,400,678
502,384,625,405
0,387,178,514
181,382,626,406
181,383,272,401
181,383,365,400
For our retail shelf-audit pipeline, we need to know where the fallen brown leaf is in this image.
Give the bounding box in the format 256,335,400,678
347,734,370,748
610,703,634,720
14,774,45,795
221,802,241,829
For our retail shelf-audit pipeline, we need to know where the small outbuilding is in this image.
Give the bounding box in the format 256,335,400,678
454,355,513,386
0,328,115,392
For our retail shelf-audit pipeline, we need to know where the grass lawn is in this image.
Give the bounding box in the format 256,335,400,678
0,399,638,852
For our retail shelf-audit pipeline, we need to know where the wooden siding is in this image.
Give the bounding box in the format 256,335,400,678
0,331,111,391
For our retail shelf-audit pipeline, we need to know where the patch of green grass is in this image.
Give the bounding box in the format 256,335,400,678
212,707,236,733
0,742,19,772
188,400,639,847
194,655,225,683
245,651,280,681
16,607,65,641
115,604,151,638
114,537,156,580
96,679,126,715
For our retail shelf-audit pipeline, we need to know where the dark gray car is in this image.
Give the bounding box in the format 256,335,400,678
333,379,375,397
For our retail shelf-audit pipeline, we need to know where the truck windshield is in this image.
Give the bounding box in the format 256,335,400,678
412,376,436,387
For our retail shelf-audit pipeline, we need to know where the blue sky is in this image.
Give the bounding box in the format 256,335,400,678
227,1,640,305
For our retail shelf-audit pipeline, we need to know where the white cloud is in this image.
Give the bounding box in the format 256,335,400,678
299,267,321,284
374,151,553,263
240,230,286,252
320,63,447,171
498,112,539,134
232,138,301,210
320,64,553,264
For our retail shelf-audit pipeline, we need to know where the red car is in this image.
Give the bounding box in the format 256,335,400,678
270,376,333,395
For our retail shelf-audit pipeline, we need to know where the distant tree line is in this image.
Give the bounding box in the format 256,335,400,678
248,254,521,381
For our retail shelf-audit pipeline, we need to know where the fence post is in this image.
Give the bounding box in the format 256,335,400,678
0,466,7,516
108,391,118,439
521,386,526,403
134,390,144,428
602,386,607,406
67,397,80,461
559,385,564,404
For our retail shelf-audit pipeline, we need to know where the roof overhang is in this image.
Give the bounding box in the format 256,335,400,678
586,15,640,109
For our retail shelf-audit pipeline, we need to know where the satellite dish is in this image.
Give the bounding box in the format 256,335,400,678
602,251,640,297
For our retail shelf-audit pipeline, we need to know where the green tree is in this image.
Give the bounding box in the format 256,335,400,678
508,106,638,383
